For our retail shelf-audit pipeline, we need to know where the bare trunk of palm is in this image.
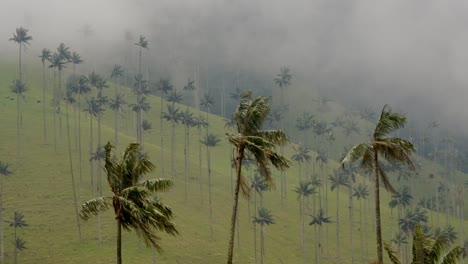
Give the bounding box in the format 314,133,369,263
184,125,188,203
171,121,176,178
300,196,305,263
359,199,364,262
336,186,341,263
89,115,94,192
227,149,243,264
42,62,47,144
349,180,354,263
53,69,57,153
59,70,63,139
16,45,21,159
66,103,82,241
253,192,257,263
198,127,203,205
207,144,213,239
160,97,165,177
0,175,3,263
373,149,383,264
117,218,122,264
78,94,82,185
260,224,264,264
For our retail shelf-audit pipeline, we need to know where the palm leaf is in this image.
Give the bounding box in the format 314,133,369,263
80,197,110,220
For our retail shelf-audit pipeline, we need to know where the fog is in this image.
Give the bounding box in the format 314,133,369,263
2,0,468,134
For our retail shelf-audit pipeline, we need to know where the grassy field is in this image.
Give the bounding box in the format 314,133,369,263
0,59,466,264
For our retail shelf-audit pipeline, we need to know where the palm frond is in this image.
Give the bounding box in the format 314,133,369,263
140,179,173,193
80,197,110,220
374,105,407,139
384,242,402,264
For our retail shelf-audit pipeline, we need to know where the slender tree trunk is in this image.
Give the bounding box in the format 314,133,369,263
359,199,364,262
59,69,63,139
160,96,165,177
13,227,17,264
53,69,57,153
78,94,82,185
198,127,203,205
114,108,118,146
0,175,3,263
349,180,354,263
300,196,305,263
260,224,264,264
207,144,213,238
336,186,341,263
184,125,188,203
42,62,47,144
253,192,257,263
117,218,122,264
227,149,243,264
66,103,82,241
374,149,383,264
89,115,94,192
171,121,176,178
17,45,21,158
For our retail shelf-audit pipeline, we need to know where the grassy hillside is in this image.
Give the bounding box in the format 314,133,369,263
0,60,466,264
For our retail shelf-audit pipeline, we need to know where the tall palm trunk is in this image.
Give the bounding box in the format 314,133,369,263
184,125,189,203
227,148,244,264
171,119,176,178
13,226,17,264
260,224,265,264
198,127,203,205
16,44,22,158
42,61,47,144
373,149,383,263
0,174,3,263
160,96,165,177
78,94,82,185
89,115,94,192
336,186,341,263
58,69,63,138
359,199,364,262
117,219,122,264
253,192,257,263
53,69,57,153
300,196,305,263
66,103,81,241
349,180,354,263
207,144,213,238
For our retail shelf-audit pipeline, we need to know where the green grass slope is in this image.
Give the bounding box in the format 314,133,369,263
0,60,466,264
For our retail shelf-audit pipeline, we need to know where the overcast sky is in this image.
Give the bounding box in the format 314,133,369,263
2,0,468,135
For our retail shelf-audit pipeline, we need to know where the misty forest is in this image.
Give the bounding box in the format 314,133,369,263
1,0,468,263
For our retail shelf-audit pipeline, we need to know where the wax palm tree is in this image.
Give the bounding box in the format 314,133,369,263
9,211,28,264
193,115,208,205
342,118,361,137
294,181,315,263
250,174,267,263
162,105,181,178
183,78,196,107
134,35,148,143
201,134,221,238
354,183,370,260
71,52,83,74
296,112,314,146
273,66,292,111
39,48,52,143
72,75,91,183
434,225,458,244
341,105,415,263
84,97,101,192
385,225,463,264
62,94,82,242
132,75,149,143
109,93,127,146
226,91,290,264
329,169,349,262
310,208,332,263
155,78,173,177
200,93,215,129
49,52,66,152
10,80,28,156
180,110,195,202
9,27,32,81
130,96,151,144
166,90,183,106
0,163,12,262
252,208,275,264
291,144,311,181
110,65,124,94
80,142,178,264
134,35,148,78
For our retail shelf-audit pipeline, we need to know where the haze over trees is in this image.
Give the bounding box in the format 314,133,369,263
2,2,468,263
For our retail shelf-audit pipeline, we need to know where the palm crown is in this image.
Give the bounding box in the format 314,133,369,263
9,27,32,49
